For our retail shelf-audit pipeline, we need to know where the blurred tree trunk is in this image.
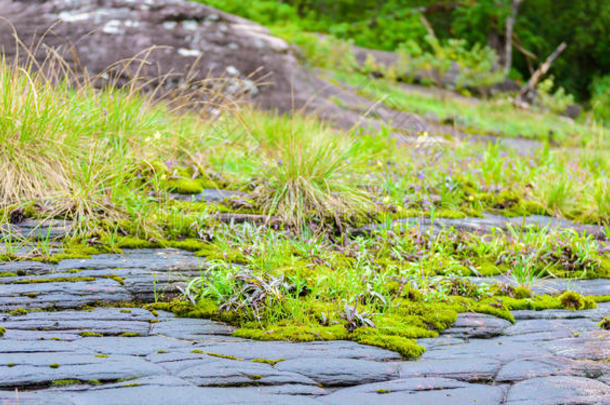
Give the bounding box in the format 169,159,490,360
504,0,524,74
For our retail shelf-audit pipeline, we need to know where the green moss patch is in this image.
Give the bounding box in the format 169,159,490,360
251,358,285,365
118,332,140,337
206,352,244,361
52,379,82,387
79,331,103,337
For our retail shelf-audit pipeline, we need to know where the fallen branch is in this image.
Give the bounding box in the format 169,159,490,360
516,41,567,104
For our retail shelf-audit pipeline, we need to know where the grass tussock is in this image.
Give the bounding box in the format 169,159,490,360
0,55,380,235
235,110,374,226
0,53,233,233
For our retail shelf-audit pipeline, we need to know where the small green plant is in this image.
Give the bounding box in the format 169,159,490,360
536,76,575,115
508,253,550,287
591,75,610,126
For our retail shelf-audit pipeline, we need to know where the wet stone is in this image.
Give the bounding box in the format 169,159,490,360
352,214,607,240
442,312,512,339
169,189,252,203
0,219,72,241
176,356,317,387
546,330,610,361
149,316,235,339
469,277,610,297
323,377,506,405
496,357,610,382
0,352,166,388
398,357,502,382
0,278,132,311
1,248,609,402
275,358,400,386
512,302,610,320
505,376,610,405
198,340,402,362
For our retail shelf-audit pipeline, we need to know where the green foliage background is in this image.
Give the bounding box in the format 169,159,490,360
202,0,609,103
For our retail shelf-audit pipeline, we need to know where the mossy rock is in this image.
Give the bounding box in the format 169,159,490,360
166,178,205,194
233,324,349,342
52,379,82,387
116,237,160,249
492,291,596,312
559,291,596,311
350,329,425,359
194,243,248,263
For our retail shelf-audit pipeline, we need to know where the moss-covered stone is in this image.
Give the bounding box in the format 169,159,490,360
206,352,243,361
118,332,140,337
599,317,610,330
79,331,103,337
51,379,81,386
9,308,28,316
490,291,597,312
8,276,96,284
351,330,425,359
251,358,285,365
116,237,159,250
234,324,349,342
166,178,204,194
194,243,248,264
559,291,595,311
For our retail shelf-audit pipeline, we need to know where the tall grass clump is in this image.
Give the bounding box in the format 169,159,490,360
0,57,216,234
235,110,374,226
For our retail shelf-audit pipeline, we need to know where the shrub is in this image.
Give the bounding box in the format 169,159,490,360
536,77,575,115
395,36,504,90
591,75,610,126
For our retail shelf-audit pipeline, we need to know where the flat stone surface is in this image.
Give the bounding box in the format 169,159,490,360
323,377,507,405
470,277,610,297
170,189,252,203
505,376,610,405
0,219,72,240
275,358,400,386
0,249,204,311
399,357,502,382
353,214,608,240
1,248,609,404
442,312,512,339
